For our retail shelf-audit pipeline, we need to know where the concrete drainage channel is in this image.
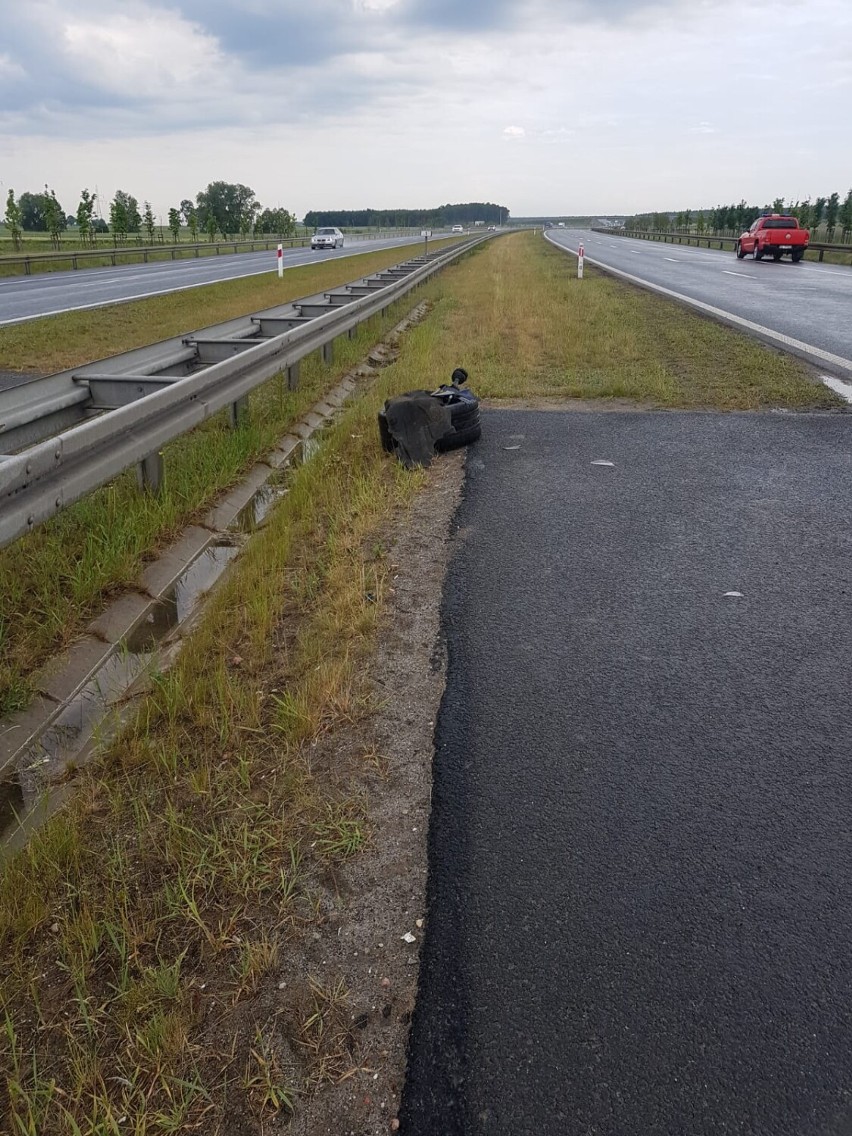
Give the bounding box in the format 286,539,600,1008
0,301,429,853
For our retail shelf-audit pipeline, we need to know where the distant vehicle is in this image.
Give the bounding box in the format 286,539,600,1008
735,215,808,262
451,224,464,233
558,222,566,227
312,227,344,250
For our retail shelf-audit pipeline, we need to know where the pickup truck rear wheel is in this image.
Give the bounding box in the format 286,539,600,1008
753,245,763,261
791,250,804,263
772,251,782,261
735,241,746,259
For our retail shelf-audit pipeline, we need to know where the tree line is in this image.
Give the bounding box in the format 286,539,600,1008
2,182,298,251
303,202,509,228
628,190,852,241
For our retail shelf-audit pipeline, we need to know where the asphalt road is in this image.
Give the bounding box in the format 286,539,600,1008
547,229,852,376
0,233,438,327
402,408,852,1135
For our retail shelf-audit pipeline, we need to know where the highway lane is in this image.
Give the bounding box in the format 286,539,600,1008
0,233,440,328
547,229,852,378
402,407,852,1135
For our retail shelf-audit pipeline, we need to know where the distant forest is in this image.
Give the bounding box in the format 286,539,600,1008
303,202,509,227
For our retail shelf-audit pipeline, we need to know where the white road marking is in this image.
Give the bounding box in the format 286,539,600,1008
0,263,291,327
664,257,679,262
543,234,852,378
801,267,852,280
722,271,754,279
821,375,852,403
0,239,417,327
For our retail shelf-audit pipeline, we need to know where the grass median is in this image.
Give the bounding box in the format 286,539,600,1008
0,230,843,1134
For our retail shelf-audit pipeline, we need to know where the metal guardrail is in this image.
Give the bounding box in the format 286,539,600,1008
0,235,489,549
592,228,852,264
0,230,426,275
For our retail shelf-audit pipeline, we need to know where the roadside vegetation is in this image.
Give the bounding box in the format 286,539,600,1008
0,231,842,1134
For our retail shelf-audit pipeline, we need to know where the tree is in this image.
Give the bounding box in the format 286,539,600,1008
206,213,218,242
76,188,97,246
256,207,296,236
825,191,840,238
143,201,156,244
19,191,48,231
168,207,181,242
110,190,141,241
796,199,811,228
771,197,785,212
812,196,827,232
43,185,65,249
4,189,23,251
92,218,109,234
696,211,705,235
684,209,692,232
110,193,129,242
239,202,258,240
180,199,199,241
839,189,852,242
196,181,258,238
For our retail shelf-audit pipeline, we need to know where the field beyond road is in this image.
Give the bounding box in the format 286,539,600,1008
0,231,844,1135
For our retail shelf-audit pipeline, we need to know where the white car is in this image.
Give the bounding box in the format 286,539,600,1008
312,227,344,250
451,224,464,233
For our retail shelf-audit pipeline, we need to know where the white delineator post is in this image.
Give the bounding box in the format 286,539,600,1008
277,243,284,278
578,241,585,279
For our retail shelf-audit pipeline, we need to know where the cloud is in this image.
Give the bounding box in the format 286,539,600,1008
2,0,851,220
62,7,225,98
0,53,26,81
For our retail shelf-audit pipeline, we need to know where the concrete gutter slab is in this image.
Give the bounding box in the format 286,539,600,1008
38,635,114,703
87,591,153,644
140,526,213,598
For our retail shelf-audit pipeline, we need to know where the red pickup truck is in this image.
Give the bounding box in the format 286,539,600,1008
735,215,809,262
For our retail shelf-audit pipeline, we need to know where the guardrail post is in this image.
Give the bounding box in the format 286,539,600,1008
136,452,164,494
287,362,300,390
229,396,250,427
322,340,335,365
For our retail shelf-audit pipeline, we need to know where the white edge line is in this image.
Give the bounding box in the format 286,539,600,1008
821,375,852,403
0,237,421,329
0,264,284,328
544,233,852,379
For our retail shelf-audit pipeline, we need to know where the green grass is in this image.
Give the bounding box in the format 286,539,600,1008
0,230,844,1133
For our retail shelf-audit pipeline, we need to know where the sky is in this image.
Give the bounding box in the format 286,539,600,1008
1,0,850,222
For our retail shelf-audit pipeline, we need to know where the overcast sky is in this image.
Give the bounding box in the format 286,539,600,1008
2,0,850,221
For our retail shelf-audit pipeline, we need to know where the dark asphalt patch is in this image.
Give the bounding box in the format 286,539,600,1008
401,409,852,1136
